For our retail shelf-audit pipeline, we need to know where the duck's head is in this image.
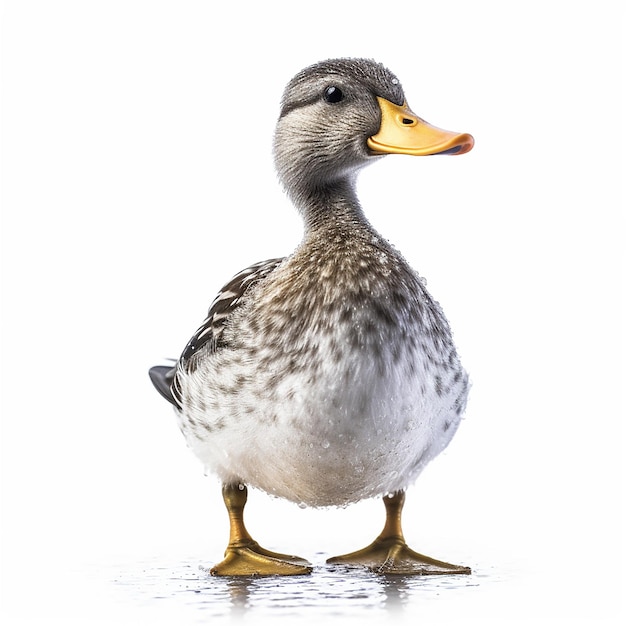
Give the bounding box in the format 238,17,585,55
274,58,473,211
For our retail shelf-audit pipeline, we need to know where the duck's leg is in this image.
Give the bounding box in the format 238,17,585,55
327,490,471,575
210,483,312,576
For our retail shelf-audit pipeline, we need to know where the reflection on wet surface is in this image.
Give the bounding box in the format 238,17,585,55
112,553,494,623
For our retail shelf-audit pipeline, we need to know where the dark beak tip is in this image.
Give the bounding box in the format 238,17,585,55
435,145,464,155
435,137,474,156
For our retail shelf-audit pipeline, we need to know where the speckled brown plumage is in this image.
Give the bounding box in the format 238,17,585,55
149,58,470,509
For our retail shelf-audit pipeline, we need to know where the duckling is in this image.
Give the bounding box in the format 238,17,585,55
150,58,474,576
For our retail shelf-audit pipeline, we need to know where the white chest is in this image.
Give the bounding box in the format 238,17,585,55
178,312,467,507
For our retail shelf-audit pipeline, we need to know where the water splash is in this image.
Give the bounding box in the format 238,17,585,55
110,554,489,624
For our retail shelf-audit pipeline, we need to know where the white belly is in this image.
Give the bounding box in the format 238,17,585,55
176,325,467,508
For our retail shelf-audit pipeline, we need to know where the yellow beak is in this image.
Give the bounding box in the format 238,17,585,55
368,97,474,156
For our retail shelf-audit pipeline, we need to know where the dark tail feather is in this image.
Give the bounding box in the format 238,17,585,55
149,365,179,407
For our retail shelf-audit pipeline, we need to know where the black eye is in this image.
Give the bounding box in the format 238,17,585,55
324,86,344,103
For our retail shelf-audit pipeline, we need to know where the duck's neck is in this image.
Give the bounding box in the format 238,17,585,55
296,177,373,238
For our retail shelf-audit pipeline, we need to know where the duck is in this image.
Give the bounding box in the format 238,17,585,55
149,57,474,577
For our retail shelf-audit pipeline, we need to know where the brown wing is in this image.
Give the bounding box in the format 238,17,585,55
149,258,284,409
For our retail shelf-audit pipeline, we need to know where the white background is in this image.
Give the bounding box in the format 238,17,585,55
1,1,624,624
